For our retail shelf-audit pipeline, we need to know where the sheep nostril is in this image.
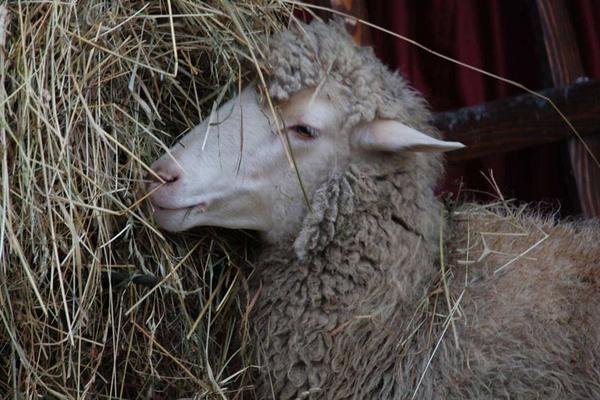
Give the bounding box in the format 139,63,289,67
164,174,178,183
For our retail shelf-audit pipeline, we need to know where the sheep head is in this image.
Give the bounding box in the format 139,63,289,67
147,21,464,242
148,84,462,241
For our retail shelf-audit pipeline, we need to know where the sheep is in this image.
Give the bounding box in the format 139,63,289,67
147,20,600,399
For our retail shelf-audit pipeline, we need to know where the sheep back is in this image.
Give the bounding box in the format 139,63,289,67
442,206,600,399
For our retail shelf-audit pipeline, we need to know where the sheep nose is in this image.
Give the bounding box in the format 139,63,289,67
146,168,179,192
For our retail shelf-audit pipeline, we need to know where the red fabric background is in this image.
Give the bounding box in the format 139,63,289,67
366,0,600,215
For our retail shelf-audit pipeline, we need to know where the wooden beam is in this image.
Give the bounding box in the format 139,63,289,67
433,79,600,162
536,0,600,217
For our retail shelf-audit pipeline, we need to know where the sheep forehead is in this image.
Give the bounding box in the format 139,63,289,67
266,21,420,129
280,88,344,132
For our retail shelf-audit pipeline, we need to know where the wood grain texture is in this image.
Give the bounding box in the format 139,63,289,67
434,79,600,162
536,0,600,217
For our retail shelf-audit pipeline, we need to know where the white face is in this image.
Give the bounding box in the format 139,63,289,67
148,84,463,241
148,85,348,240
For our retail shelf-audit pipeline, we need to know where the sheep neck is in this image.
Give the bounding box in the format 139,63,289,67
257,159,440,305
251,156,443,398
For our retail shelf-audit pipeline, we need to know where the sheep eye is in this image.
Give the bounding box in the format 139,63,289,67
291,125,319,140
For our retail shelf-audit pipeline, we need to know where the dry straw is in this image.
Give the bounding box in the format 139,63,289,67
0,1,305,398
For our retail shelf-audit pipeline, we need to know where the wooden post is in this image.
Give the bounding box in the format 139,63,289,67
536,0,600,217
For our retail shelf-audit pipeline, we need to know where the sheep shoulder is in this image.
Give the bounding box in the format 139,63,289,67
252,159,442,399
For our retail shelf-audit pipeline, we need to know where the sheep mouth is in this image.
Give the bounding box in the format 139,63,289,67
152,202,207,213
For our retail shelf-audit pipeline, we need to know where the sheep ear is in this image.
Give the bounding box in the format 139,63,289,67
355,120,465,153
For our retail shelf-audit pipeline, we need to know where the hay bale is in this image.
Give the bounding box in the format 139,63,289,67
0,1,302,398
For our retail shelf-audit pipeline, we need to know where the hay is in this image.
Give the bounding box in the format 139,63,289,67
0,1,306,398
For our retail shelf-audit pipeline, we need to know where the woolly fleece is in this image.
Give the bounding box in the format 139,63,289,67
248,20,600,399
266,20,435,135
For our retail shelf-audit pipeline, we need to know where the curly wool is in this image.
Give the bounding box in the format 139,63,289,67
253,168,600,400
249,20,600,400
266,20,434,134
253,156,443,399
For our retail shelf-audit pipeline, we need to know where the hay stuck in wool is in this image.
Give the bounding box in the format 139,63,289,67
0,1,309,398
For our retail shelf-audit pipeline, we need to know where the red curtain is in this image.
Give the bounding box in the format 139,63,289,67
367,0,600,215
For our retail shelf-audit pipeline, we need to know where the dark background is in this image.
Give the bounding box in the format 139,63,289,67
364,0,600,215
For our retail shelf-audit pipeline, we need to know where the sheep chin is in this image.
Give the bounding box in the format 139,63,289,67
151,206,208,233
